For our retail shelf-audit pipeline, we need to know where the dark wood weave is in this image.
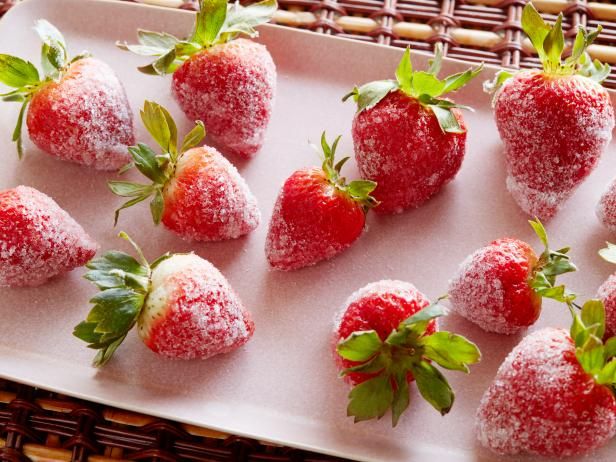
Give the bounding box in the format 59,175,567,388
0,0,615,460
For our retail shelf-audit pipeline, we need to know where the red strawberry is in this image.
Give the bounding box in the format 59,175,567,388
0,185,97,287
334,280,480,426
343,45,481,214
597,178,616,234
119,0,276,159
597,243,616,339
109,101,260,242
477,306,616,457
74,233,254,366
1,21,134,169
265,133,377,270
487,4,614,219
448,220,576,334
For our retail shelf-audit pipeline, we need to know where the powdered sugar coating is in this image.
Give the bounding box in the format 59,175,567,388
26,58,134,171
172,39,276,159
0,186,97,287
448,238,540,334
265,168,365,271
597,177,616,234
352,90,466,214
162,146,260,242
597,273,616,339
333,280,436,385
495,71,614,219
476,327,616,457
138,253,254,360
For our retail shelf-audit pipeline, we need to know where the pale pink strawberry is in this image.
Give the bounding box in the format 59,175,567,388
0,185,97,287
1,21,133,169
74,234,254,366
597,178,616,234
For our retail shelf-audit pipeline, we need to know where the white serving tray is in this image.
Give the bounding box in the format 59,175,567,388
1,1,615,460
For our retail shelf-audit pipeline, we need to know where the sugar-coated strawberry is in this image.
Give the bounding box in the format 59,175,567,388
597,243,616,339
477,301,616,458
449,220,576,334
74,233,254,366
597,178,616,234
486,4,614,219
0,185,97,287
334,280,480,426
343,45,481,214
0,20,134,169
119,0,276,159
265,133,377,271
109,101,260,242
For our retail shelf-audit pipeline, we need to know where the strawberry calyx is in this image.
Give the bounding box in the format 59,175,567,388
342,44,483,133
108,100,206,226
117,0,277,76
566,298,616,391
73,232,171,367
484,3,610,96
528,218,577,303
336,297,481,426
0,20,90,158
317,132,378,211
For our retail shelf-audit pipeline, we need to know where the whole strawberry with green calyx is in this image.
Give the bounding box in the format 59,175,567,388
485,3,614,220
265,133,378,271
477,300,616,457
334,280,481,426
74,232,255,366
449,219,577,334
343,45,482,214
118,0,277,159
0,20,134,169
109,101,260,242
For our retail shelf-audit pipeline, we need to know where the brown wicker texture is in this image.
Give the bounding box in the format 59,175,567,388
0,0,616,460
0,379,348,462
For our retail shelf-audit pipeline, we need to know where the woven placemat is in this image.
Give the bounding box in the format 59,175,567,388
0,0,615,461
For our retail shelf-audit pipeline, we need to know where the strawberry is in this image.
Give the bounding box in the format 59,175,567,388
0,20,134,169
597,178,616,234
109,101,260,242
0,185,97,287
448,220,576,334
118,0,276,159
74,233,254,366
343,45,482,214
265,133,377,271
485,3,614,219
477,301,616,457
334,280,480,426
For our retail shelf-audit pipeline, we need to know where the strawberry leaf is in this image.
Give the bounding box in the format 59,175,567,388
578,52,611,83
74,234,157,367
192,0,227,46
427,43,443,75
141,101,178,156
137,29,180,49
127,144,166,183
108,182,154,198
429,104,464,134
150,189,164,225
347,375,393,422
605,337,616,360
411,71,445,98
337,330,383,362
542,14,564,71
0,54,40,88
581,299,606,340
483,69,514,97
342,80,397,112
395,48,413,93
521,3,550,64
442,64,483,94
410,360,454,415
181,120,206,153
597,359,616,385
34,20,68,77
220,0,277,42
421,332,481,372
391,372,410,427
12,98,29,160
